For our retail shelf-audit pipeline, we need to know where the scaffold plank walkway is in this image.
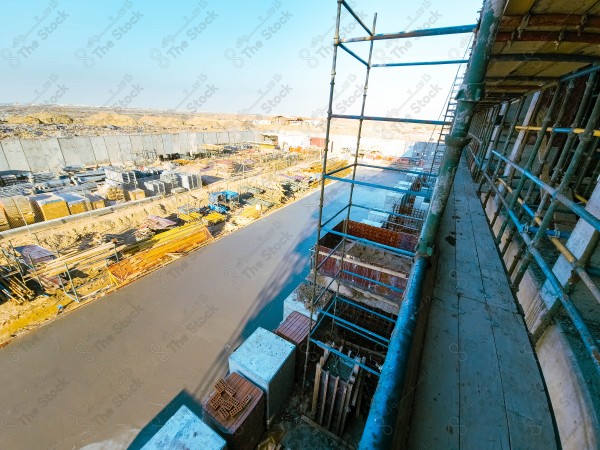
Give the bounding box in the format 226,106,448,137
408,158,558,449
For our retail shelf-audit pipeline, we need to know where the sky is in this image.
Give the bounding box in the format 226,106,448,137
0,0,482,120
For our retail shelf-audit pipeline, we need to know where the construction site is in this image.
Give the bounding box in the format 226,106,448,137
2,0,600,449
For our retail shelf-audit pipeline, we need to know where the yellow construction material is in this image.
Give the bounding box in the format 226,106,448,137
2,196,36,228
108,222,213,282
125,188,146,201
203,212,226,225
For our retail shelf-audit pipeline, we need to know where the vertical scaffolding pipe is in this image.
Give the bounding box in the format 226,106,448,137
360,1,507,447
303,0,343,386
512,84,600,289
336,14,377,301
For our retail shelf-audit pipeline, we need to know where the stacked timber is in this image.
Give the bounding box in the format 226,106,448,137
28,243,122,279
125,188,145,201
0,268,35,304
108,222,213,283
2,195,36,228
0,205,10,231
30,194,70,221
105,186,125,201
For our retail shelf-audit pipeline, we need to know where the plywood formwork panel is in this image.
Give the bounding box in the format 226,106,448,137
533,0,591,14
2,140,29,171
90,136,110,165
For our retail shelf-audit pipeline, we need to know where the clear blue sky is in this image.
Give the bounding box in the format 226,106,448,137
0,0,482,119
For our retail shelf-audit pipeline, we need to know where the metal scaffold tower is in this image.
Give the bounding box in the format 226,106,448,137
304,0,476,382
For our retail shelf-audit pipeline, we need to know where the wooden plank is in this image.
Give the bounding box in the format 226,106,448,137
318,371,329,425
487,305,558,450
458,295,510,449
325,375,339,429
311,361,322,419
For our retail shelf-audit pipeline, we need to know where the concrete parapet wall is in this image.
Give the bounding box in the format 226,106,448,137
0,130,260,172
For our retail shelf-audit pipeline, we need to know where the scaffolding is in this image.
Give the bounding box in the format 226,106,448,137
467,66,600,372
304,0,477,389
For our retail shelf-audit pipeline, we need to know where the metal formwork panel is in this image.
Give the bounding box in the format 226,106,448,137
2,140,29,171
21,139,49,172
116,135,133,162
162,134,174,155
89,136,110,165
0,141,12,171
103,135,122,165
151,134,165,156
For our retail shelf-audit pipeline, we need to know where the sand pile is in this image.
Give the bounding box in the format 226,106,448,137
82,112,137,127
139,115,184,128
4,115,42,125
32,111,73,124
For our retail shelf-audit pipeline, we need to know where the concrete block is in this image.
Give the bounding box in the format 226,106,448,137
229,327,295,424
151,134,165,156
21,139,48,172
90,136,110,165
116,135,133,162
41,138,65,170
0,142,11,171
162,134,173,155
2,139,29,171
103,135,122,165
141,405,226,450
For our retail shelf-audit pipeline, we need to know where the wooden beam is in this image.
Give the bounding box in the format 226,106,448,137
496,30,600,44
501,14,600,29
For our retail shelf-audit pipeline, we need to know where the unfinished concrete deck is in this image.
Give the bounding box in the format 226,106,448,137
407,159,558,449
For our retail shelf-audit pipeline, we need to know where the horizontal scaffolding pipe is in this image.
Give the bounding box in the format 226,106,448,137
324,174,432,199
322,227,416,258
310,339,381,376
330,113,450,126
515,125,600,137
357,162,437,178
338,24,476,43
318,308,390,345
335,295,396,322
371,59,468,67
352,203,426,222
492,150,600,233
341,269,405,293
482,170,600,372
